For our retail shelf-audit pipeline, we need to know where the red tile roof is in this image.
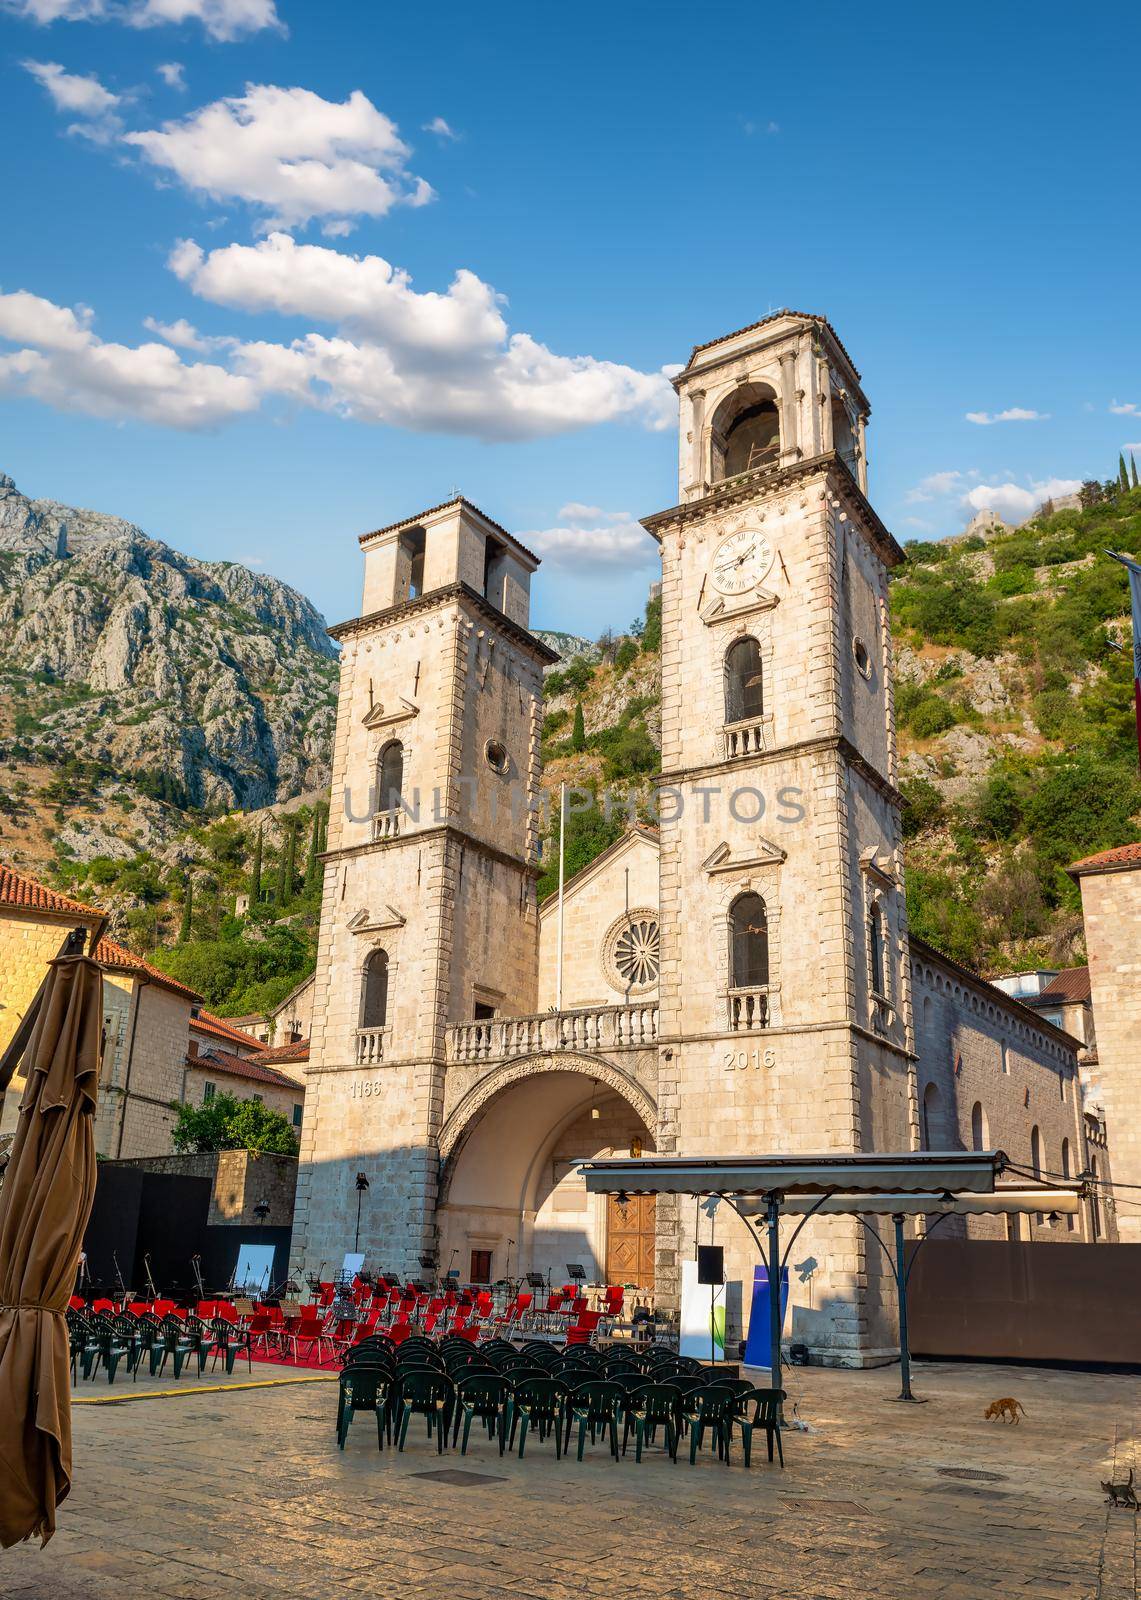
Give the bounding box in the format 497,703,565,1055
95,937,203,1003
189,1049,305,1091
0,863,103,922
190,1011,267,1053
683,309,862,382
258,1040,310,1065
1069,841,1141,876
1037,966,1092,1004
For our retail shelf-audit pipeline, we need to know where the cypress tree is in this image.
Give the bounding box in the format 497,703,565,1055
274,830,289,910
178,877,193,943
1119,453,1130,492
250,825,263,905
1131,452,1139,490
571,701,586,752
305,808,321,890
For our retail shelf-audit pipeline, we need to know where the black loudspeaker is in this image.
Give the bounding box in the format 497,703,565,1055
697,1245,724,1285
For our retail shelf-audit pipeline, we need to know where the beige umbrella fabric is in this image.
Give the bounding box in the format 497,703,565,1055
0,953,103,1549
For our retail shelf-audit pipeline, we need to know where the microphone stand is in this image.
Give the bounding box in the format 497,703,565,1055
144,1252,158,1303
112,1250,128,1309
190,1253,206,1302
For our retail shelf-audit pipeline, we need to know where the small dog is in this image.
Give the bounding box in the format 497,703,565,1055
983,1397,1028,1424
1101,1469,1139,1509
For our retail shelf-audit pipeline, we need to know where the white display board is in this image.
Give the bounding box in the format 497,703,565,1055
679,1258,726,1361
341,1252,365,1281
233,1243,275,1294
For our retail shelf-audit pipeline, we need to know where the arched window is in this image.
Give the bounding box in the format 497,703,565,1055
725,638,763,724
377,741,404,814
361,949,389,1030
868,904,887,997
921,1081,939,1150
831,396,857,472
1030,1125,1043,1181
970,1101,988,1152
730,893,769,989
1090,1154,1101,1240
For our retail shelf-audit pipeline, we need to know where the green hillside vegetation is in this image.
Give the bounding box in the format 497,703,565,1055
63,802,328,1016
893,476,1141,968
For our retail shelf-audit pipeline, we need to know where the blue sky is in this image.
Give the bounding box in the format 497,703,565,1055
1,0,1138,636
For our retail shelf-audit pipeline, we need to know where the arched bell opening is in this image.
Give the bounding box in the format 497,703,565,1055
709,383,781,484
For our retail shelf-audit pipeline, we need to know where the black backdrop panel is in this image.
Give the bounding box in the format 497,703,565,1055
202,1226,292,1295
83,1165,143,1292
133,1173,211,1298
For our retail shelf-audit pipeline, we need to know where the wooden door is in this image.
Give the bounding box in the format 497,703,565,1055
606,1193,656,1287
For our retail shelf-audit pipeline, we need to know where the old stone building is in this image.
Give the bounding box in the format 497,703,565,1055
1070,842,1141,1243
291,311,1091,1363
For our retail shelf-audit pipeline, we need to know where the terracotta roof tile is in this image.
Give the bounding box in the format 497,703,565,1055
1069,841,1141,875
258,1039,310,1064
95,937,203,1003
0,863,103,922
189,1049,305,1091
191,1011,267,1052
1037,966,1092,1004
683,309,862,383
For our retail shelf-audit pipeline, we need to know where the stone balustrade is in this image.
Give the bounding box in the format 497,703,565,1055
372,812,401,841
447,1002,658,1064
355,1026,386,1065
727,986,769,1031
724,717,769,759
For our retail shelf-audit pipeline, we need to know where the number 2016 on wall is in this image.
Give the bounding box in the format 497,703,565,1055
724,1046,776,1071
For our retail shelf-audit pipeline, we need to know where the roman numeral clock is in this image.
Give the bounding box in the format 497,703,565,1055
710,526,776,595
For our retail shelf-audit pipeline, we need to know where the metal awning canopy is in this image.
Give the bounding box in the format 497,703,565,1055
740,1187,1082,1218
579,1150,1006,1198
578,1153,1082,1405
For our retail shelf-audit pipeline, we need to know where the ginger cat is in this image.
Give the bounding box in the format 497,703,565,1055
984,1397,1027,1423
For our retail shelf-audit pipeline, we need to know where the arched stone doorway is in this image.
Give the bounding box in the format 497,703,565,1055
436,1056,657,1289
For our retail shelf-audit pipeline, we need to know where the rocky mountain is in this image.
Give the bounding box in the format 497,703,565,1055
0,472,338,872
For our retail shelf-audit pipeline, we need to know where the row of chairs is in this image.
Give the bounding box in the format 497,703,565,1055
66,1309,252,1384
336,1335,784,1467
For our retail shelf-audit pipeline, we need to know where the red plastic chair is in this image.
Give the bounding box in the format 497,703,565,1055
247,1311,273,1352
317,1282,336,1307
565,1311,603,1347
603,1286,625,1316
69,1295,86,1312
286,1314,332,1364
92,1298,115,1313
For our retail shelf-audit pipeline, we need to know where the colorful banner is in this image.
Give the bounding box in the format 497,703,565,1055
679,1258,727,1360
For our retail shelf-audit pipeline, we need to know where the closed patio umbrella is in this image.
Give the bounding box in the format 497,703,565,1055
0,951,103,1548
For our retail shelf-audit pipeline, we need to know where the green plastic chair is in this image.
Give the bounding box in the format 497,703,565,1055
395,1370,453,1453
565,1380,623,1462
338,1366,392,1450
208,1318,252,1376
335,1358,394,1436
451,1374,512,1455
621,1383,681,1463
680,1385,737,1465
734,1386,785,1469
509,1377,568,1458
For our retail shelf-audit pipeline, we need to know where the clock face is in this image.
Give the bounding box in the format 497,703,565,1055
710,528,775,595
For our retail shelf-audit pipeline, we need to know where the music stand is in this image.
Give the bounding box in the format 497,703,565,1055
566,1264,586,1283
525,1272,546,1290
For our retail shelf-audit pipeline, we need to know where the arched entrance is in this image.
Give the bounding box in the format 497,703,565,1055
436,1057,657,1289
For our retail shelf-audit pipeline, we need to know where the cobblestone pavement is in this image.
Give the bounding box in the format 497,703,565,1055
2,1359,1137,1599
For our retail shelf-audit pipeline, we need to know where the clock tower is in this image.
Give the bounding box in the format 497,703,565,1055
642,311,917,1365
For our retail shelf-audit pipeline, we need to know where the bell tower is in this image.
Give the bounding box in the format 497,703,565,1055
291,497,557,1279
645,311,917,1364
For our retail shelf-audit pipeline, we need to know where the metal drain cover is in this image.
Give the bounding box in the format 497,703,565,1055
937,1467,1007,1482
779,1497,870,1516
412,1469,506,1486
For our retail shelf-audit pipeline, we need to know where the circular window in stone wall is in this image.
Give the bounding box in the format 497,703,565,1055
604,909,660,993
485,739,510,774
853,637,873,679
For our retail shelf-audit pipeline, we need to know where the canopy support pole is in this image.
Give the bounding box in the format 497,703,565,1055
893,1214,914,1401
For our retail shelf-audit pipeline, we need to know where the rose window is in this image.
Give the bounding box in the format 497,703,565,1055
612,916,660,988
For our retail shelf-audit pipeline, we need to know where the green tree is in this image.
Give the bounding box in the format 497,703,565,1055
170,1091,299,1155
641,593,662,653
178,876,193,944
250,825,263,905
571,702,586,751
304,808,321,891
1132,453,1139,490
1120,454,1130,493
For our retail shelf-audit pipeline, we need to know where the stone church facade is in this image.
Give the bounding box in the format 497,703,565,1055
291,311,1088,1363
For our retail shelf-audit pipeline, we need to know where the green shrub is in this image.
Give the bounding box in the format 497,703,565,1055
899,776,945,838
988,565,1034,597
909,698,957,739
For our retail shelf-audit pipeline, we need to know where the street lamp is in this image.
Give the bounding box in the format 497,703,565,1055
354,1172,370,1253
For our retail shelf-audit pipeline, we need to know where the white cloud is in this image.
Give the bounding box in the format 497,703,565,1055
4,0,282,38
156,61,185,90
124,85,430,230
965,407,1049,425
170,233,507,354
520,516,659,571
901,516,934,532
905,469,963,503
963,477,1082,523
23,58,120,115
1123,441,1141,451
142,314,234,352
1110,400,1139,416
0,289,258,428
423,116,458,141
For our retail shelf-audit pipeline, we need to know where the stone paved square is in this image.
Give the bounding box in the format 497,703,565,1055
3,1360,1136,1599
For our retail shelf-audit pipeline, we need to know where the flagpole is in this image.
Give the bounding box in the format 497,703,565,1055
1106,551,1141,774
556,781,567,1012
